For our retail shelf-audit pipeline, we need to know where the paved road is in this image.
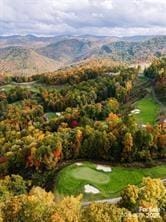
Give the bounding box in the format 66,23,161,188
82,197,121,206
12,80,38,85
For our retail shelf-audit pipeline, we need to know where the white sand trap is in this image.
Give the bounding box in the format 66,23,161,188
75,162,83,166
96,165,112,172
142,124,147,127
84,184,100,194
56,112,61,116
134,109,140,112
131,109,140,114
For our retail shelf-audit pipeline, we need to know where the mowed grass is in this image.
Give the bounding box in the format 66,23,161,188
72,167,110,184
45,112,59,120
0,84,40,93
134,96,160,124
55,162,166,200
0,84,15,92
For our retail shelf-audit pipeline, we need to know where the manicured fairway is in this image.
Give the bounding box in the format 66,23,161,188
134,96,160,124
0,84,15,92
55,162,166,200
0,84,40,93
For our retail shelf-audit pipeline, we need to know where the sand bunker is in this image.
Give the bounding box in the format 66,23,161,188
75,162,83,166
84,184,100,194
96,165,112,172
131,109,140,114
142,124,147,127
56,112,61,116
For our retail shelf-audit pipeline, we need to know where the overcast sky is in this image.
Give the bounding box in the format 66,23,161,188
0,0,166,36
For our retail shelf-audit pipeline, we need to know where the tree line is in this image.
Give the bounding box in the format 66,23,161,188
144,57,166,103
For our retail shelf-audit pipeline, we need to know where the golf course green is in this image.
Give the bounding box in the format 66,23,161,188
72,167,110,184
55,162,166,200
134,96,160,124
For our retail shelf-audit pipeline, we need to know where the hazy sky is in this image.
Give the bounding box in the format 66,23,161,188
0,0,166,36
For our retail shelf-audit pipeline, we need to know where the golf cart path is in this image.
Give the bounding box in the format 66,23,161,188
82,197,121,206
12,80,38,85
82,178,166,206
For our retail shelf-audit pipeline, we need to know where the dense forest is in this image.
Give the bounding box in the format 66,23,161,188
0,60,165,175
0,175,165,221
144,57,166,103
0,58,165,221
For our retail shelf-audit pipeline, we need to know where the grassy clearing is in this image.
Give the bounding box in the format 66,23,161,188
0,84,40,93
0,84,15,92
55,162,166,200
45,112,59,120
134,96,160,124
0,81,65,94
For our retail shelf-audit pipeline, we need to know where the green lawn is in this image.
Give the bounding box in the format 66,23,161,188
72,167,110,184
55,162,166,200
134,96,160,124
45,112,59,120
0,84,40,93
0,84,15,92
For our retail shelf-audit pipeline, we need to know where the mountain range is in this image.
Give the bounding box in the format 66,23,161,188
0,34,165,76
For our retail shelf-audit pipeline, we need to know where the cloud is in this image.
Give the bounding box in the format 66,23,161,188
0,0,166,36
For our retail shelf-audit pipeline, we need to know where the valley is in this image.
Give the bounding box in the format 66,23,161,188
0,40,165,222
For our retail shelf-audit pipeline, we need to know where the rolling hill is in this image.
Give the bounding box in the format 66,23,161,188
98,36,166,62
37,39,94,63
37,36,166,64
0,35,165,76
0,46,61,76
